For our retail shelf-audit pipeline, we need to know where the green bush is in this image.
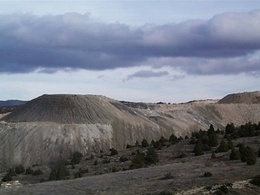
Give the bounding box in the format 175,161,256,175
229,148,241,160
250,175,260,186
216,140,229,153
130,150,145,169
169,134,178,144
159,190,174,195
72,151,83,164
194,140,204,156
2,172,13,182
203,172,212,177
25,167,34,175
145,147,159,165
110,148,118,156
32,169,43,175
15,164,25,174
244,146,257,165
49,159,70,181
141,139,149,147
119,156,128,162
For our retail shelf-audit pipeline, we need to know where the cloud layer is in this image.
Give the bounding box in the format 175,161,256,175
1,10,260,75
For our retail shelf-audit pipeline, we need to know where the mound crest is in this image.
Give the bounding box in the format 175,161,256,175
218,91,260,104
2,94,116,124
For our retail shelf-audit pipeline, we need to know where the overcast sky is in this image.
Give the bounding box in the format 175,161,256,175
1,0,260,103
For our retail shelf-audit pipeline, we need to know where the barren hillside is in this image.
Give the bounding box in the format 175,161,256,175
218,91,260,104
0,92,260,170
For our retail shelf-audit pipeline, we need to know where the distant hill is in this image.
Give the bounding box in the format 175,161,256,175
1,92,260,170
0,100,27,107
218,91,260,104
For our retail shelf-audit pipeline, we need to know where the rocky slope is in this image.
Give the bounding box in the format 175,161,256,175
0,92,260,170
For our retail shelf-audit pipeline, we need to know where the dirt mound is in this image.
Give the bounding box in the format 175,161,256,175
2,94,119,124
218,91,260,104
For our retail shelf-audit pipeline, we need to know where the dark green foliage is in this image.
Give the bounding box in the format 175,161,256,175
8,168,17,177
250,175,260,186
74,172,82,179
102,158,110,164
159,190,174,195
169,134,178,144
194,140,204,156
216,140,229,153
15,164,25,174
159,136,167,147
238,144,257,165
209,133,218,147
244,146,257,165
211,151,216,159
145,147,159,165
229,148,241,160
2,172,13,182
203,172,212,177
112,167,117,172
219,185,229,193
258,147,260,157
25,167,34,175
49,159,70,181
130,148,159,169
126,144,133,149
225,123,236,134
130,150,145,169
227,140,234,149
177,152,187,158
119,156,128,162
72,151,83,164
208,124,215,135
32,169,43,175
110,148,118,156
189,137,196,144
141,139,149,147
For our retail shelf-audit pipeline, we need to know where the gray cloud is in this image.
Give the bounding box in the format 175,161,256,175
1,10,260,75
126,70,169,80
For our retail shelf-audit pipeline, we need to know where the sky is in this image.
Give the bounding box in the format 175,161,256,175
1,0,260,103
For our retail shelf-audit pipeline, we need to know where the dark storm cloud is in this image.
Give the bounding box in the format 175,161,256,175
126,70,169,80
1,10,260,74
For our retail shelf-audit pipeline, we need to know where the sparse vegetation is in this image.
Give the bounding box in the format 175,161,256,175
250,175,260,187
110,148,118,156
203,172,212,177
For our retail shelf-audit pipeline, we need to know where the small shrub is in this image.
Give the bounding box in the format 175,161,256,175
119,156,128,162
72,151,83,164
74,172,82,179
25,167,34,175
112,167,117,172
145,147,159,165
161,172,174,180
194,140,204,156
258,147,260,157
229,148,241,160
219,185,228,193
2,172,13,182
211,151,216,159
203,172,212,177
159,190,174,195
250,175,260,186
15,164,25,174
177,152,187,159
126,144,133,149
216,140,229,153
32,169,43,175
169,134,178,144
102,158,110,164
130,150,145,169
110,148,118,156
94,160,98,166
141,139,149,147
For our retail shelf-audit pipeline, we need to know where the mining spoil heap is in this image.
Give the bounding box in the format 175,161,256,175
0,92,260,170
